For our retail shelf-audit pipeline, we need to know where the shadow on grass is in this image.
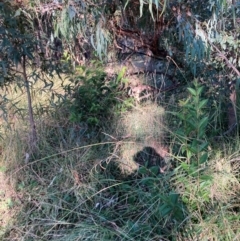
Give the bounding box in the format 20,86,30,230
90,145,188,241
0,125,188,241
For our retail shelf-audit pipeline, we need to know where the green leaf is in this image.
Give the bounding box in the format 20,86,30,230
120,184,131,192
197,86,204,95
190,140,198,153
200,152,208,163
159,204,172,217
198,116,209,130
169,193,179,204
200,175,213,181
149,166,159,175
186,149,193,160
140,177,156,186
199,99,208,109
117,67,127,82
187,87,197,96
175,112,185,120
187,118,198,130
138,166,148,174
199,128,206,139
198,142,208,152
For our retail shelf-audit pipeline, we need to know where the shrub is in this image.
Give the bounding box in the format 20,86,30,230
63,63,133,131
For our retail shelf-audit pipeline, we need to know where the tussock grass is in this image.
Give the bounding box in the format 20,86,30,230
116,103,167,174
121,104,165,141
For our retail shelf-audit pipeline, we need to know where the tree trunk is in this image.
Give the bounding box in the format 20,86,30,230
22,55,37,150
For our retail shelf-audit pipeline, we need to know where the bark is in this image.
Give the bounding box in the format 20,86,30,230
22,55,37,149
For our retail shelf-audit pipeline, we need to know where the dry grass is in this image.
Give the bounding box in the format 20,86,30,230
121,104,165,141
112,103,168,174
0,73,239,240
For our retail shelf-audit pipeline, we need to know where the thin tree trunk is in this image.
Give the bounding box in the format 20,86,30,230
22,55,37,149
208,39,240,133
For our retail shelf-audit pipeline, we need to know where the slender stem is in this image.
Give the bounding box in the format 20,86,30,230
22,55,37,148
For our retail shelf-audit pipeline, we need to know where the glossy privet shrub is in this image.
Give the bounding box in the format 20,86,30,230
172,80,213,212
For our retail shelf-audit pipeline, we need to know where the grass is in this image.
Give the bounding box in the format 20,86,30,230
0,72,239,241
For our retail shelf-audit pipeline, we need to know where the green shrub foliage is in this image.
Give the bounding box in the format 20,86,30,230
64,63,131,129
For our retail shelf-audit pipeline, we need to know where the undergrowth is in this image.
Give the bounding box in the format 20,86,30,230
0,68,239,241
